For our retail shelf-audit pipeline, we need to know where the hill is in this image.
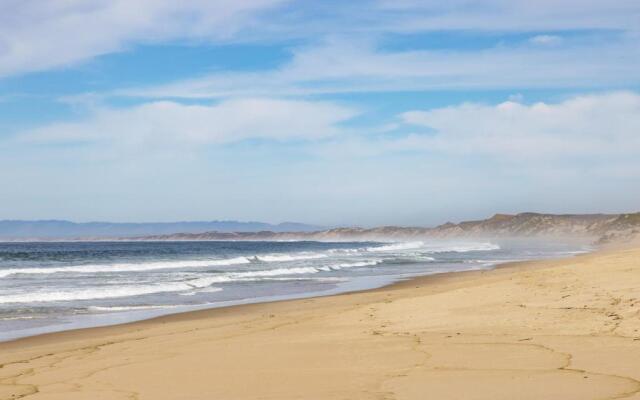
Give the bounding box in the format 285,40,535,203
133,212,640,244
0,220,321,240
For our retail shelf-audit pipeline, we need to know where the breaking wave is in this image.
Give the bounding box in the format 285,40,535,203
254,253,328,262
0,260,385,304
365,241,500,253
367,241,425,252
0,257,251,278
0,243,500,280
0,278,225,304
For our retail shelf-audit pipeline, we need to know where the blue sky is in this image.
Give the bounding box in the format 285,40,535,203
1,0,639,226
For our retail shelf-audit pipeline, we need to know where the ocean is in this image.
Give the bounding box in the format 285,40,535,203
0,239,589,341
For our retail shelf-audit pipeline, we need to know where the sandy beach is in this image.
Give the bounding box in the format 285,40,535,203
1,245,639,400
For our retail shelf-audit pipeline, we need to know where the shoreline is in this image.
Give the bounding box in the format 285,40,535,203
0,249,585,348
2,245,639,399
0,253,562,346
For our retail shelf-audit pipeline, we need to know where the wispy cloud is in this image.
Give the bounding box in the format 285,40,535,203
2,0,639,80
0,0,286,77
118,36,640,99
375,0,640,32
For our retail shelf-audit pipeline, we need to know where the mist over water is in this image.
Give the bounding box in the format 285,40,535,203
0,240,589,341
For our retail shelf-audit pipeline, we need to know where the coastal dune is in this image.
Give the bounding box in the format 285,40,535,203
1,246,640,399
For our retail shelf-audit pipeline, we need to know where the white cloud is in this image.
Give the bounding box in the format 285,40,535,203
3,2,640,223
396,91,640,161
3,0,639,80
529,35,562,46
375,0,640,32
0,0,286,77
120,37,640,99
20,98,357,147
6,92,640,224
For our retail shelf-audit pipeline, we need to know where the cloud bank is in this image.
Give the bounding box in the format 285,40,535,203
21,98,357,146
2,1,639,224
397,91,640,162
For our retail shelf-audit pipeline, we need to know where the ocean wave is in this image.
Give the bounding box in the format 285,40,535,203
0,315,46,321
0,259,386,304
0,252,337,278
190,262,378,283
317,260,382,271
366,241,500,253
199,260,381,282
254,253,328,262
327,248,362,254
248,277,346,282
0,278,224,304
0,256,252,278
218,267,321,281
88,304,185,312
552,250,590,255
464,260,517,268
180,286,225,296
405,253,436,261
367,242,424,252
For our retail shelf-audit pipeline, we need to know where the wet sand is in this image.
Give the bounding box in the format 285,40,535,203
1,245,640,399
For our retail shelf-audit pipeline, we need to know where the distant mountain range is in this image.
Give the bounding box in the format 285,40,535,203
2,212,639,244
0,220,322,239
131,212,640,244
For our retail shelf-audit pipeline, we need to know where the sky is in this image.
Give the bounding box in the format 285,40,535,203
1,0,639,227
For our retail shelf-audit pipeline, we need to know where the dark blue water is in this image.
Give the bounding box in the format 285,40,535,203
0,239,589,341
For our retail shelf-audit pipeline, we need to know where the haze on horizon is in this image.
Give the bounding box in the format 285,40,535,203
1,1,639,227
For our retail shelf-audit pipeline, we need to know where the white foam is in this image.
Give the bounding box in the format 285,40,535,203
428,243,501,253
123,266,328,290
230,266,320,278
180,287,224,296
0,249,384,280
328,248,363,254
244,277,346,283
0,251,340,279
0,257,251,278
323,260,382,270
0,278,224,304
367,242,425,252
0,265,341,303
405,253,436,261
0,316,45,321
255,253,328,262
366,241,500,253
471,258,521,264
88,304,184,312
555,250,590,255
193,260,382,282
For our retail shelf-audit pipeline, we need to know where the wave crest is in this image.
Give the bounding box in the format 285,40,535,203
0,257,251,278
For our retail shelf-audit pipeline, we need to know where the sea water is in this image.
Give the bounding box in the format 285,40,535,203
0,239,589,341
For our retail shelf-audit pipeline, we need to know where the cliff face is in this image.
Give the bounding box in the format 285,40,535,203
133,212,640,244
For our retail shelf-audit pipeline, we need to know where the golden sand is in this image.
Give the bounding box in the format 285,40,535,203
1,246,640,399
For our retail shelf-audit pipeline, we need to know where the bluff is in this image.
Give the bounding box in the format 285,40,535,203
133,212,640,244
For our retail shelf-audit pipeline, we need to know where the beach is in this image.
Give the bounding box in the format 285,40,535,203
1,245,639,399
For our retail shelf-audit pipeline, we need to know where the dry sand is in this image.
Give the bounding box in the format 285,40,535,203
1,245,639,399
